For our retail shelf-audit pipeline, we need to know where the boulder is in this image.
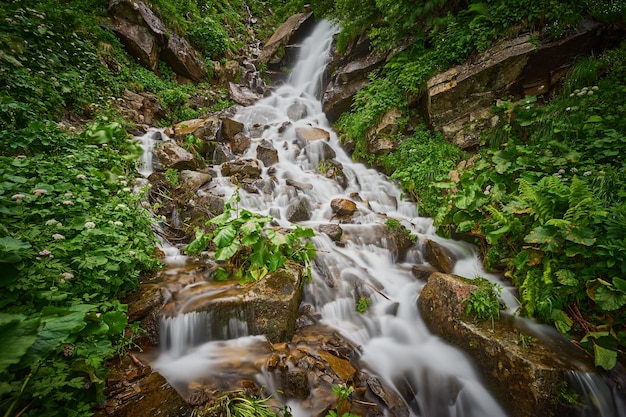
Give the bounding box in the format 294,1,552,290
322,35,390,123
330,198,357,216
418,273,583,417
220,117,244,142
295,127,330,142
287,100,308,120
161,32,206,82
229,132,251,154
179,170,212,191
257,11,315,72
108,0,167,42
228,82,260,106
366,108,401,156
256,139,279,166
318,224,343,242
154,141,196,171
423,239,456,273
304,140,336,163
422,19,606,147
221,158,262,179
165,118,220,157
109,17,159,71
286,196,312,222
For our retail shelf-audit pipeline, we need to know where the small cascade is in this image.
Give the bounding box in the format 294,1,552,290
142,18,626,417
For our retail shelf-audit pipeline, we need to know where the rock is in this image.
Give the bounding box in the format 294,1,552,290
213,143,236,164
109,17,159,71
318,224,343,242
154,141,196,171
295,127,330,142
165,118,220,157
411,265,436,281
229,132,251,154
285,179,313,191
423,239,456,273
108,0,167,41
161,32,206,82
287,100,308,120
366,108,401,156
228,82,260,106
282,368,310,399
257,11,315,71
317,159,348,189
220,117,244,142
256,139,279,167
322,35,390,123
330,198,357,216
286,196,312,222
422,20,606,146
221,158,261,179
179,170,212,191
119,89,163,126
304,140,336,163
418,272,580,417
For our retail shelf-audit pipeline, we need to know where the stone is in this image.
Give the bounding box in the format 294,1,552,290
166,118,220,157
318,224,343,242
287,100,308,120
318,351,356,381
229,132,251,154
179,170,212,191
423,239,456,273
108,0,167,41
154,141,196,171
366,108,401,156
256,139,279,167
304,140,336,163
220,117,244,142
282,368,310,399
422,20,605,145
418,272,582,417
286,196,312,222
285,179,313,191
257,11,315,66
411,265,436,281
295,127,330,142
330,198,357,216
228,82,260,106
109,17,159,71
161,32,206,82
221,158,261,179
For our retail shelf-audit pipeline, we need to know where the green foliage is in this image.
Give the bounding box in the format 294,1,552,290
356,297,371,314
463,279,503,323
0,120,159,416
380,126,463,217
194,389,292,417
437,45,626,369
164,168,180,187
188,17,229,59
185,189,316,283
325,384,359,417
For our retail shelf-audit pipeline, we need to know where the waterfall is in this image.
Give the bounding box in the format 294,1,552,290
144,19,624,417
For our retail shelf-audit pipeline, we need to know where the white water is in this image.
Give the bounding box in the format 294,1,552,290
145,19,625,417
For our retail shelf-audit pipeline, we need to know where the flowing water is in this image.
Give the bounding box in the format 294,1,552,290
144,20,625,417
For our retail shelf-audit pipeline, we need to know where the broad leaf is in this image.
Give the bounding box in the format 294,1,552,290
593,343,617,370
0,314,40,372
215,240,240,261
612,277,626,292
594,285,626,311
213,225,236,247
563,225,595,246
102,311,128,335
555,269,577,286
24,310,87,363
524,226,561,252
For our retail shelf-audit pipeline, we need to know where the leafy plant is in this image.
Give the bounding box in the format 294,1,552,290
164,168,180,187
325,384,359,417
356,297,371,314
193,388,292,417
185,189,316,283
463,278,503,324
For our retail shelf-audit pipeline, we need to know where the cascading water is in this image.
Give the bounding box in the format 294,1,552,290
147,19,625,417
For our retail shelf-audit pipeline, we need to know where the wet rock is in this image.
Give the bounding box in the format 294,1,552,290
411,265,436,281
422,20,606,147
109,17,159,71
161,31,206,82
220,117,244,142
257,11,315,77
282,368,310,399
287,100,308,120
318,224,343,242
154,141,197,171
367,108,401,156
286,196,312,222
165,118,220,157
119,89,163,127
221,158,262,179
304,140,336,163
418,273,579,417
229,82,260,106
367,377,409,417
423,239,456,273
285,178,313,191
318,159,348,189
179,170,212,191
229,132,251,154
256,139,279,167
322,35,390,123
318,351,356,381
213,143,236,164
295,127,330,142
330,198,357,216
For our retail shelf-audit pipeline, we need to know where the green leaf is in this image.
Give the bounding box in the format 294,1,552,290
0,236,31,264
102,311,128,335
585,115,603,123
213,225,237,247
266,228,288,246
524,226,561,251
24,310,87,363
0,314,40,372
563,225,595,246
555,269,577,286
612,277,626,292
593,343,617,370
268,251,286,271
215,240,240,261
594,285,626,311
